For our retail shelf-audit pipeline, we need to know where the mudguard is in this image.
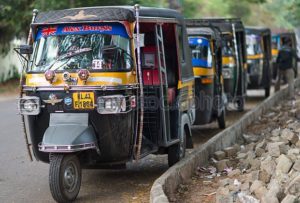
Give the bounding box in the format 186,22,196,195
39,113,98,153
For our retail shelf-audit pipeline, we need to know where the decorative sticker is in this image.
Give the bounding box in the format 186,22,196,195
35,23,129,41
64,97,72,106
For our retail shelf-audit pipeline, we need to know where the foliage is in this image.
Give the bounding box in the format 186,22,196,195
0,0,300,50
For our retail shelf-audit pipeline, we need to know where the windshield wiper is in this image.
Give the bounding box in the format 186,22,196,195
46,48,92,71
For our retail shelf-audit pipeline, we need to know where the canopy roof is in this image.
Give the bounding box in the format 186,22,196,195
245,26,271,36
189,18,245,33
186,19,222,40
32,6,184,25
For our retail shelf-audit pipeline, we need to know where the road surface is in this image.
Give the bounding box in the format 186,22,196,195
0,90,265,203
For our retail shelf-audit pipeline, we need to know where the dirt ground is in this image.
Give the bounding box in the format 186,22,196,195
0,78,19,98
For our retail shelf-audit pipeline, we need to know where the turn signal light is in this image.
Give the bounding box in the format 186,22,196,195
201,78,213,84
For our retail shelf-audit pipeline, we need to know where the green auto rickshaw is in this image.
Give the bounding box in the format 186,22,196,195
245,27,272,97
186,19,226,129
201,18,247,111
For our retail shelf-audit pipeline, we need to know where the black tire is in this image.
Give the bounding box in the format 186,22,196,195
236,97,245,112
265,86,270,98
168,127,186,167
217,108,226,129
49,154,81,203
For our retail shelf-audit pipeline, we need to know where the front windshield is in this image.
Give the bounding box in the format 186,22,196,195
246,35,262,55
30,23,132,72
222,39,234,56
189,37,212,68
272,36,280,49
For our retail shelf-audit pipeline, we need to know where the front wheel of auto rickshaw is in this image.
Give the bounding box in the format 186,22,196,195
49,154,81,203
217,108,226,129
265,86,270,98
168,129,186,167
236,97,245,112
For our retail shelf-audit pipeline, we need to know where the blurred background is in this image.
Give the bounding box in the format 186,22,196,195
0,0,300,90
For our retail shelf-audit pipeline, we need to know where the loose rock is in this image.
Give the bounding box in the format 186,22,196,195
281,129,299,144
293,160,300,171
281,194,297,203
267,142,285,157
224,147,236,158
214,151,226,161
276,154,293,174
259,170,271,184
285,174,300,196
250,180,264,193
216,187,233,203
214,159,229,172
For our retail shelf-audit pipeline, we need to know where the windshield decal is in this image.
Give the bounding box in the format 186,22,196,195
36,23,129,40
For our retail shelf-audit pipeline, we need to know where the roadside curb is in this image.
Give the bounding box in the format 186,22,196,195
150,79,300,203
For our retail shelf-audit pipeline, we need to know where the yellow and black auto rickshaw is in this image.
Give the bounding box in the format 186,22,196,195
245,27,272,97
186,19,226,129
272,32,298,79
15,5,195,202
202,18,247,111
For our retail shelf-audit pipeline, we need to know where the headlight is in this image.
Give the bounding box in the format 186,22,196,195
97,95,130,114
222,69,233,79
228,63,235,68
18,96,41,115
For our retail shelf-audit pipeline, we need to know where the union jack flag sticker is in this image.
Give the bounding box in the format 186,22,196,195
42,27,57,36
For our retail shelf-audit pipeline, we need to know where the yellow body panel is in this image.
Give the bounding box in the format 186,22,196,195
272,49,279,57
25,72,137,86
177,79,195,110
247,54,264,60
193,67,214,77
177,79,194,90
222,56,235,65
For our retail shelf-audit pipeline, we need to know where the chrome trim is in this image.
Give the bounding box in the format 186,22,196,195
22,84,139,92
17,96,41,115
96,95,133,114
139,17,178,24
38,142,96,152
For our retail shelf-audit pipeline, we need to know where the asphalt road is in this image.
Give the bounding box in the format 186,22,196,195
0,90,265,203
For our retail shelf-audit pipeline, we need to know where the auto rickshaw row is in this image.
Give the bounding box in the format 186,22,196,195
15,5,297,202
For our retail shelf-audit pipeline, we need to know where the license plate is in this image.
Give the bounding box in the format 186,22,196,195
73,92,95,109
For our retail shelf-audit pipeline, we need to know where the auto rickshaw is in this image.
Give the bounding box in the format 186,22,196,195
272,32,298,79
200,18,247,111
186,19,226,129
15,5,195,202
245,27,272,97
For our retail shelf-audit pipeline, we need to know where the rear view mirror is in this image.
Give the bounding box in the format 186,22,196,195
19,45,33,55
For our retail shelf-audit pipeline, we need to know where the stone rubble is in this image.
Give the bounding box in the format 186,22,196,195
203,98,300,202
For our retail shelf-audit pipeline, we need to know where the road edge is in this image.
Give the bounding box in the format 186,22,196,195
150,79,300,203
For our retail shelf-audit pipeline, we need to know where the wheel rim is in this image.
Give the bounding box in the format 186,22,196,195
63,161,78,193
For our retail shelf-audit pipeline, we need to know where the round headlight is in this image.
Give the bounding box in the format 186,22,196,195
23,100,36,112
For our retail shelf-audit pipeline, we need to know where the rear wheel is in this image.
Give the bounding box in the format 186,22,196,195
217,108,226,129
265,86,270,98
168,128,186,167
236,96,245,112
49,154,81,203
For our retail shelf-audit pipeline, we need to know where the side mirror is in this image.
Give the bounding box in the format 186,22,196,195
19,45,33,55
